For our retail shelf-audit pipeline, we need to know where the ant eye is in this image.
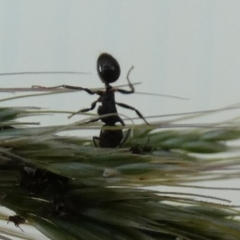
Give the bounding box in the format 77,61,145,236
97,53,120,84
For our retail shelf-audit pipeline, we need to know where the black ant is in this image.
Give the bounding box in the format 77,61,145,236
33,53,149,148
7,215,25,232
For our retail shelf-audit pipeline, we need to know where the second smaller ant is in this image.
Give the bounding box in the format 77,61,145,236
7,215,26,232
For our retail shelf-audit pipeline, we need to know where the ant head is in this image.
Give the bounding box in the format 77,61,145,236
97,53,121,84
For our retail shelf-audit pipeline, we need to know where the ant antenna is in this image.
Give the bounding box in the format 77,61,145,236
126,67,188,100
126,66,134,92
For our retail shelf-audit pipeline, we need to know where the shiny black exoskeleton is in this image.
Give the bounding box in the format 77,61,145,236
35,53,148,147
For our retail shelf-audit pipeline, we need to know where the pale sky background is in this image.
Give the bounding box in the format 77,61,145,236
1,1,240,239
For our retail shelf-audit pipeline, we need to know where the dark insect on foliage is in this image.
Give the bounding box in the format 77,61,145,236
7,215,25,232
33,53,148,148
27,53,149,148
91,53,148,148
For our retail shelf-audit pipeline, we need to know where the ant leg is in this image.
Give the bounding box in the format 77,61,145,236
62,85,98,95
118,129,131,147
115,66,135,94
33,84,101,95
118,117,125,126
93,137,99,147
16,224,24,232
116,102,149,125
68,98,100,119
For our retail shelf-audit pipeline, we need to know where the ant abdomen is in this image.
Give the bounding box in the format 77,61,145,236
97,125,123,148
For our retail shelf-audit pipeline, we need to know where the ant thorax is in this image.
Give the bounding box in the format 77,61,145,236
97,91,119,126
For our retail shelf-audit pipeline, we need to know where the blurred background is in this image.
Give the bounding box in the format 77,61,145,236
0,1,240,239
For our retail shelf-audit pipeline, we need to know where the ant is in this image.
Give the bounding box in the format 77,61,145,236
34,53,149,148
7,215,25,232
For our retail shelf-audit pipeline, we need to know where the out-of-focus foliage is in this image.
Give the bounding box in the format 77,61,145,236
0,106,240,240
